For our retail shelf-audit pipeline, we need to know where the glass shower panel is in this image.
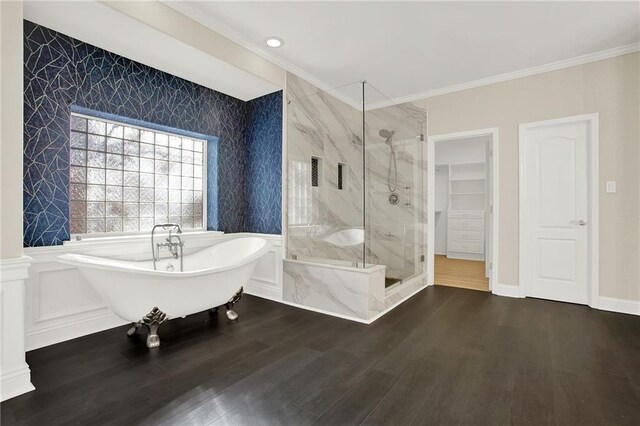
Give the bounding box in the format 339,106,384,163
286,76,366,267
364,83,426,285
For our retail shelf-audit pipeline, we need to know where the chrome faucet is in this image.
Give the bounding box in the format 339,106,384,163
151,223,184,271
164,234,183,259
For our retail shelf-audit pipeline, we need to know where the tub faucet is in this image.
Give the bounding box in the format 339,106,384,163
151,223,184,271
165,234,183,259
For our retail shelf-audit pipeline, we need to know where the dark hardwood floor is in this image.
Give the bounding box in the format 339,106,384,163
2,286,640,425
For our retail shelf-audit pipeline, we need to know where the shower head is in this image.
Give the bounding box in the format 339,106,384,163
379,129,395,140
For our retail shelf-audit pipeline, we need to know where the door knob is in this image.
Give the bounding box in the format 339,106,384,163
571,219,587,226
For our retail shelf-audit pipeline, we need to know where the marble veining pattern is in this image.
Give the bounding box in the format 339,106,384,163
286,74,364,263
285,72,427,282
283,260,386,320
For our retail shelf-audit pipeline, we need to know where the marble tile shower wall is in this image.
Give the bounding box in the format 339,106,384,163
287,74,426,279
286,73,364,263
286,72,427,279
23,21,282,246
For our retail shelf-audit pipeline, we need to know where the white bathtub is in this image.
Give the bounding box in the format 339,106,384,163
58,236,272,347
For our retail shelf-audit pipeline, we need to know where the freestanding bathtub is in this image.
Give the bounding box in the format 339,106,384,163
58,236,272,348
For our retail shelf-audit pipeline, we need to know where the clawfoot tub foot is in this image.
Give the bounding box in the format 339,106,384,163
141,307,168,349
225,287,243,321
127,322,143,337
146,325,161,349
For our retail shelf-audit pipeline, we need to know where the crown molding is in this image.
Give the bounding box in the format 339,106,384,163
160,1,639,111
365,42,640,110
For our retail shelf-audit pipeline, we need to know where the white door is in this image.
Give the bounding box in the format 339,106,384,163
520,117,591,304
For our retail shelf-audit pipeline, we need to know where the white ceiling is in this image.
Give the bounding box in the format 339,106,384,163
24,1,281,101
166,1,640,107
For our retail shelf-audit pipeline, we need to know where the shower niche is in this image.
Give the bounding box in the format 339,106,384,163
284,74,427,321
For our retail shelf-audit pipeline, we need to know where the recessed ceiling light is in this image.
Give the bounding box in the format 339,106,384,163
265,37,284,48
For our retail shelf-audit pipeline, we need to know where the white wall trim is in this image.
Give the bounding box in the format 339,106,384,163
427,135,435,287
26,312,127,352
0,364,35,402
519,113,599,306
360,43,640,110
0,256,32,281
1,256,35,401
428,128,499,292
245,280,283,303
492,283,525,299
598,297,640,316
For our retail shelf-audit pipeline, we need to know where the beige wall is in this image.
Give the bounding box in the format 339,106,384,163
0,0,24,259
419,53,640,300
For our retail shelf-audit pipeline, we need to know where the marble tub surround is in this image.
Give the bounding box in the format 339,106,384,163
283,258,386,321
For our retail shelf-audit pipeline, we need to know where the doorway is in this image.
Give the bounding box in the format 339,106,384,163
428,129,498,292
519,114,599,305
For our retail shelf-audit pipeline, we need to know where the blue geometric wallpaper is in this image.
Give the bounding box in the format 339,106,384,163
23,20,282,246
245,92,283,234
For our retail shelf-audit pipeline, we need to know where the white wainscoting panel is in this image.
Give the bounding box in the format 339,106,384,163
24,232,283,350
0,256,35,401
245,244,284,302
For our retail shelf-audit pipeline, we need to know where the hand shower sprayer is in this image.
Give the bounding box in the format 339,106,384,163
379,129,399,197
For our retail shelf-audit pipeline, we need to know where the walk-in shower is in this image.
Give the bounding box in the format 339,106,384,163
283,74,427,321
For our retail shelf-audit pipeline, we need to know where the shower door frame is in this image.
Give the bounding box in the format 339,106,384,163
427,127,499,291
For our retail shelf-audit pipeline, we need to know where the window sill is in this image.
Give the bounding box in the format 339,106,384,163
64,230,223,247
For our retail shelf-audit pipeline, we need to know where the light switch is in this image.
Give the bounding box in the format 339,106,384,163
606,181,616,193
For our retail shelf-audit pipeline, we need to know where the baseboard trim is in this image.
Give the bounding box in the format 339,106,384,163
0,364,35,402
598,296,640,316
26,312,127,351
492,283,524,298
245,280,283,302
491,285,639,316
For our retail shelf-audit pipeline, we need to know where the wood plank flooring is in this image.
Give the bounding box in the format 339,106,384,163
2,286,640,425
434,254,490,292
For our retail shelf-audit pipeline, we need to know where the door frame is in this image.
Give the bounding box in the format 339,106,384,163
427,128,499,291
518,113,599,307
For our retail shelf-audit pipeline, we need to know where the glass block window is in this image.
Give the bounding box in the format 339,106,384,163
69,113,206,235
289,160,311,226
